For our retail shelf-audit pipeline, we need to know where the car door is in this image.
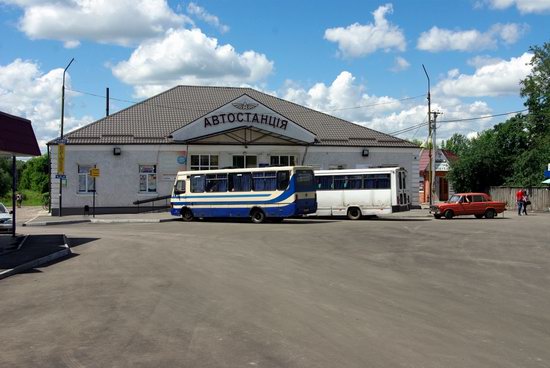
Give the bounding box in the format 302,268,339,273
458,195,473,215
471,194,486,215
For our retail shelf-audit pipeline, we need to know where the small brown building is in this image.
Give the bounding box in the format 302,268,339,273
419,148,457,203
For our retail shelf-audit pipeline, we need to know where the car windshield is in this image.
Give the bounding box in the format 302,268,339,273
447,195,462,203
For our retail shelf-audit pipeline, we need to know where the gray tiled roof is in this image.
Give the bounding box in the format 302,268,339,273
63,86,417,148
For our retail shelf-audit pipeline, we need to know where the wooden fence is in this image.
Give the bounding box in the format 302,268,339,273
489,187,550,212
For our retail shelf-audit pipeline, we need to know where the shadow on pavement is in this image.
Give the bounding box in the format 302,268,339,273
68,237,100,248
19,253,79,274
367,217,433,222
185,218,339,224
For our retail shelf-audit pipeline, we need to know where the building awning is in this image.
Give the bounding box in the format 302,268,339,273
542,178,550,184
0,111,41,157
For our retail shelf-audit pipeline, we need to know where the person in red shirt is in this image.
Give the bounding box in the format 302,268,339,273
516,189,524,215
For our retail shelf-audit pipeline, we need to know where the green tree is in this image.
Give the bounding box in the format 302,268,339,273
520,42,550,137
19,155,49,193
442,133,470,156
448,42,550,191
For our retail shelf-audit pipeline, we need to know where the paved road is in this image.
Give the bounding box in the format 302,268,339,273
1,214,549,367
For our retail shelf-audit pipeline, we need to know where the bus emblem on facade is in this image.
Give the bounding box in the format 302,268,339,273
232,101,258,110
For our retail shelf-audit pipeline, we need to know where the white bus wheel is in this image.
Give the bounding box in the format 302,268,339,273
347,207,362,220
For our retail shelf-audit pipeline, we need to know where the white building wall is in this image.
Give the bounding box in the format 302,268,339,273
50,143,419,214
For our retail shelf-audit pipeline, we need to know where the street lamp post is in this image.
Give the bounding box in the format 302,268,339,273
59,57,74,217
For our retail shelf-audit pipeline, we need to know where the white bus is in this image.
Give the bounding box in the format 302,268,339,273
170,166,317,223
312,167,411,219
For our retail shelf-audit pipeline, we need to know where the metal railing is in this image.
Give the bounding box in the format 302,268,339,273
133,195,171,214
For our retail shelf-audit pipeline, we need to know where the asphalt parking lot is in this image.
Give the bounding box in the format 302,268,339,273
1,213,549,368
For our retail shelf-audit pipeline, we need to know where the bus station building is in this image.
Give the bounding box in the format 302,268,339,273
48,86,420,215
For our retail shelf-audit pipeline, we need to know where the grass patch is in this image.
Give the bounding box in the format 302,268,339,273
0,190,46,206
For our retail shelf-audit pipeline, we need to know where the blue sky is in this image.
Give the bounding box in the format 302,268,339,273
1,0,549,150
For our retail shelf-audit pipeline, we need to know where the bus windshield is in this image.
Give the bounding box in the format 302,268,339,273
295,170,315,192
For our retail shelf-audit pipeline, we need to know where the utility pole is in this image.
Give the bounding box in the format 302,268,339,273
58,57,74,217
431,111,442,204
106,87,110,117
422,64,433,206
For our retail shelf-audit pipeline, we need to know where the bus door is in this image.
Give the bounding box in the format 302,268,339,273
396,170,409,207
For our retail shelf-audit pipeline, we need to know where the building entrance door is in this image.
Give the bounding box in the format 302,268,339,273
233,155,257,168
439,177,449,201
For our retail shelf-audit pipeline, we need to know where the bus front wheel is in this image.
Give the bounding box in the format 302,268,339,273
182,208,194,222
250,208,266,224
347,207,362,220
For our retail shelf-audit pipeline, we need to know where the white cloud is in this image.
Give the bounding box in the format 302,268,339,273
111,28,274,98
483,0,550,13
417,23,527,52
279,71,506,142
1,0,191,47
281,71,404,123
324,3,406,58
187,2,229,33
435,52,533,97
466,55,504,68
0,59,92,151
390,56,410,72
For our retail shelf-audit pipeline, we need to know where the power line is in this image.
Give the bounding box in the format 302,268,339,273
330,94,426,112
388,108,532,136
438,109,528,123
389,121,429,136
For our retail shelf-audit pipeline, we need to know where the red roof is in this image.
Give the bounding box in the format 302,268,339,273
419,149,458,173
0,111,41,157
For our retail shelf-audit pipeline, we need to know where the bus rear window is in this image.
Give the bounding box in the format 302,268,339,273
295,170,315,192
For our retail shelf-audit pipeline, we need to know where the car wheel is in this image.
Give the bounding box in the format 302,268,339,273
485,209,496,219
444,210,454,219
474,214,484,219
434,214,442,219
181,208,194,222
250,208,266,224
347,207,362,220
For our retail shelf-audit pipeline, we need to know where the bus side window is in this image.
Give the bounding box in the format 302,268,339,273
316,176,333,190
174,180,186,195
333,175,347,190
229,173,252,192
191,175,205,193
277,171,290,190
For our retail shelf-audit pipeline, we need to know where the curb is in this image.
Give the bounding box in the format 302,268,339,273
23,218,178,226
23,219,91,227
0,236,72,281
90,218,178,224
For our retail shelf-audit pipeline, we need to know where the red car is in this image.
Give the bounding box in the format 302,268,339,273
430,192,506,219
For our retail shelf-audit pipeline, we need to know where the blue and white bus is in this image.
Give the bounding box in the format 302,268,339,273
170,166,317,223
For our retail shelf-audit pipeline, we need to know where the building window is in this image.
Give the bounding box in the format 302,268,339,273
139,165,157,193
190,154,218,170
270,155,295,166
78,165,95,193
233,155,257,168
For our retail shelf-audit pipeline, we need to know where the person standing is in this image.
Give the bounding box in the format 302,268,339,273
16,192,22,208
516,188,523,215
522,190,529,215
